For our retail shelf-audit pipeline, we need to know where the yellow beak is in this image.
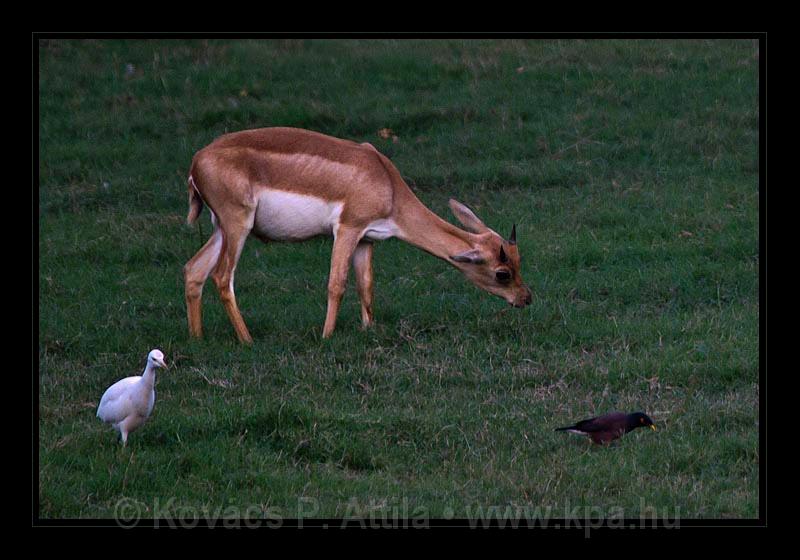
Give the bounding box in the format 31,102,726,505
650,425,657,431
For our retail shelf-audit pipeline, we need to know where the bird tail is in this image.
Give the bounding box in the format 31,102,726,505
554,425,577,432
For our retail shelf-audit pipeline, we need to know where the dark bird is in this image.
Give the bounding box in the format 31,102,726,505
555,412,657,445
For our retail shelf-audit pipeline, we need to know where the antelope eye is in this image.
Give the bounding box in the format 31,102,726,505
495,270,512,284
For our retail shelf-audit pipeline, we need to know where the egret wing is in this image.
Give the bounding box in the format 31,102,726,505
97,377,140,423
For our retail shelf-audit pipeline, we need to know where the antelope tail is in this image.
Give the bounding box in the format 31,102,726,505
186,175,204,225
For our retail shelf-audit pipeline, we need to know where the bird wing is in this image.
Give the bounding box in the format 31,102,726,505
572,418,600,431
97,377,141,423
574,412,627,433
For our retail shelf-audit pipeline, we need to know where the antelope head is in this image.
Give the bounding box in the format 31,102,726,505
447,199,533,308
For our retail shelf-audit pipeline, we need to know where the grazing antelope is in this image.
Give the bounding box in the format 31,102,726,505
183,127,532,343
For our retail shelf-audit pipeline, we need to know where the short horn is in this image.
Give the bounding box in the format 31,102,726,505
499,245,508,263
509,224,517,245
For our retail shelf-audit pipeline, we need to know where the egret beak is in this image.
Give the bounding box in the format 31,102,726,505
157,358,168,369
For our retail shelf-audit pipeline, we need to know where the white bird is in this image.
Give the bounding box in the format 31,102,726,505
97,349,168,446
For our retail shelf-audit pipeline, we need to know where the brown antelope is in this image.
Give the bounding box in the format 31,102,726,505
183,127,532,343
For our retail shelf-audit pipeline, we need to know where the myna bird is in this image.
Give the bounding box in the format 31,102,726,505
555,411,656,445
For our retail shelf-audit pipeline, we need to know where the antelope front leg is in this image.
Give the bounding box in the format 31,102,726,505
323,227,362,338
352,241,374,329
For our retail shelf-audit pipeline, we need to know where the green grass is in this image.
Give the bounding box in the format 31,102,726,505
38,38,760,520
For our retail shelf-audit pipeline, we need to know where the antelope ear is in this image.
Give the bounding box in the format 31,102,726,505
449,249,486,265
449,199,489,234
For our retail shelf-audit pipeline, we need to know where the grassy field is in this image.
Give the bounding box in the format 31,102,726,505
38,38,760,522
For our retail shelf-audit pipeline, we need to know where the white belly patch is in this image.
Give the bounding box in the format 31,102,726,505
254,189,344,241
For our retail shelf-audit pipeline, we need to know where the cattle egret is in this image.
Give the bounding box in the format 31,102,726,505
97,349,168,446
